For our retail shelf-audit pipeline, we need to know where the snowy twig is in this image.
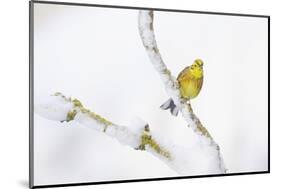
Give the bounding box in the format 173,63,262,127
138,10,226,173
36,92,171,159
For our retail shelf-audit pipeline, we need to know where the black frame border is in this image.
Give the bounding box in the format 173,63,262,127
29,1,270,188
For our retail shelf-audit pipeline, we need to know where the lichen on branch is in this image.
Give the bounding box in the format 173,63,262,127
137,125,171,159
54,92,112,128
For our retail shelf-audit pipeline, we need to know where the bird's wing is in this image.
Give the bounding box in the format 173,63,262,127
177,66,190,81
196,76,204,92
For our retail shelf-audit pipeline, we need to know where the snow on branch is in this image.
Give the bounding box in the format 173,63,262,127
138,10,226,173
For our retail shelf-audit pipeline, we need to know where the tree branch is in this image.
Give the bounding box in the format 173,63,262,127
138,10,226,173
35,92,171,159
35,91,225,174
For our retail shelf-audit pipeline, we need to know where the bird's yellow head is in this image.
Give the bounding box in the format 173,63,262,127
189,59,204,78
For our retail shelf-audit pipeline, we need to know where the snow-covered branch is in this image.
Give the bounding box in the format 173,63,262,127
36,92,225,174
35,92,171,159
138,10,226,173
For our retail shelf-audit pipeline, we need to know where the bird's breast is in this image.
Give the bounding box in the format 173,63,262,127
179,77,203,99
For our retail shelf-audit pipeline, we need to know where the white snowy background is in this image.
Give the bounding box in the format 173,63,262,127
33,3,268,186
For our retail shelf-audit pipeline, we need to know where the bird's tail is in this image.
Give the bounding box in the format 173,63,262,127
160,98,180,116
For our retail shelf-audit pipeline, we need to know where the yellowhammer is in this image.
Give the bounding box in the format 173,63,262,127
160,59,204,116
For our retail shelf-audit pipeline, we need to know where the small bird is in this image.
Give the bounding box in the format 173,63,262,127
160,59,204,116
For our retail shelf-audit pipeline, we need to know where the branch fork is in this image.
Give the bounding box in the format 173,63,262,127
35,10,227,175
